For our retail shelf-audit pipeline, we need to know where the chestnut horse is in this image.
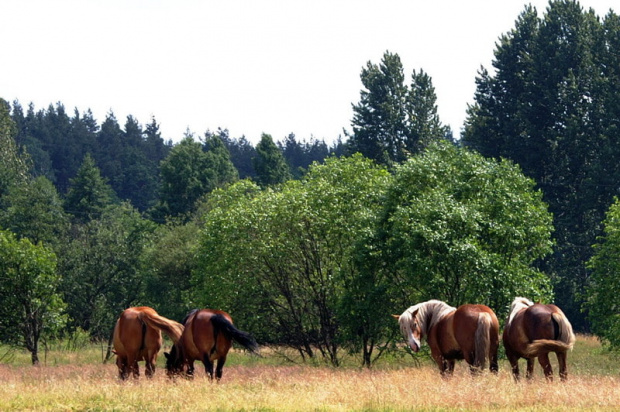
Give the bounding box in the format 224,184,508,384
165,309,258,381
112,306,184,380
394,299,499,376
503,297,575,381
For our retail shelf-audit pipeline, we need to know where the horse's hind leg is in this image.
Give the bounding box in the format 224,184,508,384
557,351,568,381
538,353,553,381
526,357,535,380
145,358,156,378
203,355,214,380
116,356,129,380
505,350,520,381
215,356,227,381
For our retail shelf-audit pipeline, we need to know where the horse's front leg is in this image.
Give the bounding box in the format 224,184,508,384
431,351,448,376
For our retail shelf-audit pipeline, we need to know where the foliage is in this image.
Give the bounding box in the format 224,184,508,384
252,133,292,187
0,176,69,247
462,1,620,330
586,198,620,349
349,51,450,165
158,135,238,218
377,142,554,317
58,203,156,339
142,219,200,321
64,153,116,224
194,155,390,365
0,229,66,364
0,99,30,200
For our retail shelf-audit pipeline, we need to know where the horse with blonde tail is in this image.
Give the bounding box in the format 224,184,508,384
394,299,500,376
113,306,184,380
503,297,575,381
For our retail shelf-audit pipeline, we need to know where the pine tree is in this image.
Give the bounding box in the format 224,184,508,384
253,133,291,187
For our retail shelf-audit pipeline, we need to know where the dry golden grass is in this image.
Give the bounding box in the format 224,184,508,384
1,335,619,411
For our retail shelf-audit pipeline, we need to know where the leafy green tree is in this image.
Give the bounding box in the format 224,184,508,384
195,155,390,365
58,203,155,338
142,219,199,321
203,131,238,188
64,153,116,224
462,1,620,329
586,198,620,349
0,98,30,200
0,176,69,247
349,51,449,165
377,142,554,317
253,133,291,187
0,229,66,365
158,135,237,218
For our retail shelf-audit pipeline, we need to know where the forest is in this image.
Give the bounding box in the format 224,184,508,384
2,0,620,367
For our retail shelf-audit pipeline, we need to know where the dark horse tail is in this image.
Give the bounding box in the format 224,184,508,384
524,312,576,357
211,314,259,353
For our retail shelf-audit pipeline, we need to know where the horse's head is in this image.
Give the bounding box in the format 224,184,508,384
393,309,422,352
164,345,184,378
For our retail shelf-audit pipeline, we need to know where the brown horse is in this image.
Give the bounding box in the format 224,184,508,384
165,309,258,381
503,297,575,381
394,299,499,376
112,306,184,380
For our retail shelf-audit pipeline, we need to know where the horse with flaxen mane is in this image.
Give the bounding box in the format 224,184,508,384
394,299,499,376
503,297,575,381
112,306,184,380
165,309,258,381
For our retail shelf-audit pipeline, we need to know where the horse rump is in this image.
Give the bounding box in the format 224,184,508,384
211,314,258,353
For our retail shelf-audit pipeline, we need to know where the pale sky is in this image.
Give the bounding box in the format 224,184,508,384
1,0,617,145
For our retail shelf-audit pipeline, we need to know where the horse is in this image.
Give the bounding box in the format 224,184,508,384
394,299,499,376
165,309,258,381
503,297,575,381
112,306,184,380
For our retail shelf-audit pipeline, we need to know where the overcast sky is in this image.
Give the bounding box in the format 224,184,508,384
1,0,617,144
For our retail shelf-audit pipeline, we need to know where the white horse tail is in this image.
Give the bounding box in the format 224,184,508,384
552,311,576,349
474,312,492,370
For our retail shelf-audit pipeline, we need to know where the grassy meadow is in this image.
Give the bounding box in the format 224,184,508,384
1,335,619,411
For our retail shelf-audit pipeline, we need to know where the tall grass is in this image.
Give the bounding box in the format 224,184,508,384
1,335,619,411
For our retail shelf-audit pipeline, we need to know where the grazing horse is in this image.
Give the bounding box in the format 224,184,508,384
394,299,499,376
112,306,184,380
503,297,575,381
165,309,258,381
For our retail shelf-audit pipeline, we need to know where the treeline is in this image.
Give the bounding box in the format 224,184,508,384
9,101,346,216
2,0,620,366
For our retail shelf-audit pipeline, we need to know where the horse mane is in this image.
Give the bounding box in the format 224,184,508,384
507,297,534,326
401,300,456,337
